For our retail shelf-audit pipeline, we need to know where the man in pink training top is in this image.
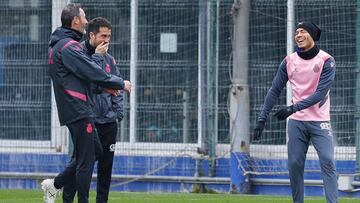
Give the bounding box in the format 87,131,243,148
254,21,338,203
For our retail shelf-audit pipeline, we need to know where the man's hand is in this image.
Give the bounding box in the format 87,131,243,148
274,105,295,120
123,80,132,93
104,88,120,96
95,41,109,55
253,120,265,141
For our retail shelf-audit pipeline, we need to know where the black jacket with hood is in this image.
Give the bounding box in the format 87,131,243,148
48,27,124,125
82,40,124,124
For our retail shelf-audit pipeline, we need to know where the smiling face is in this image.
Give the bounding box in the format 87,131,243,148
295,28,315,52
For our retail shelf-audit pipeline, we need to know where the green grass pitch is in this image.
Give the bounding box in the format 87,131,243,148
0,190,359,203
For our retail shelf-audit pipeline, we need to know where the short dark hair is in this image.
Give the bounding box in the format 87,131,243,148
86,17,112,39
61,3,82,28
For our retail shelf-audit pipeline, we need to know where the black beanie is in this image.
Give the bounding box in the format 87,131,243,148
296,21,321,41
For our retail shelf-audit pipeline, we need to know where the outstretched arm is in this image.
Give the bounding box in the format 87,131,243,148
254,59,288,140
258,59,289,121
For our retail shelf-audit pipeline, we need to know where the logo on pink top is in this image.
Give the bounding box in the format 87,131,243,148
313,64,320,72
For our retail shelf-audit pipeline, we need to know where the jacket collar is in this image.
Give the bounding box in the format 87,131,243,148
296,45,320,60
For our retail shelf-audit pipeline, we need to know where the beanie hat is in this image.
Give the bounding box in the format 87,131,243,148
296,21,321,41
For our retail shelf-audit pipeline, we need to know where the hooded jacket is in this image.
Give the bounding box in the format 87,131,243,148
82,40,124,124
48,27,124,125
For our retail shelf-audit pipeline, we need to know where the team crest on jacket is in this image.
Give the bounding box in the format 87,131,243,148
105,64,111,73
86,123,93,133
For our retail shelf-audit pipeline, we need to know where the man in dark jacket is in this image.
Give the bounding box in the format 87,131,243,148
87,17,125,203
41,4,131,203
61,17,127,203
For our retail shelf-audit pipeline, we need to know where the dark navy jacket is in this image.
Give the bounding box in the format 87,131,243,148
48,27,124,125
82,40,124,124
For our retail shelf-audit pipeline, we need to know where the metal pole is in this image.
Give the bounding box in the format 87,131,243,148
230,0,250,193
230,0,250,153
286,0,294,142
129,0,138,143
355,0,360,178
286,0,294,57
51,0,69,152
182,91,189,143
207,0,218,177
198,0,207,151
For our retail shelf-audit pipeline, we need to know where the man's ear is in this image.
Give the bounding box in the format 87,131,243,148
89,32,95,40
71,16,80,27
74,16,80,24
